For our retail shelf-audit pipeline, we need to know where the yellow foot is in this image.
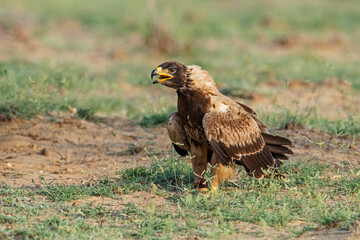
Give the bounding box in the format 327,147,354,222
199,188,212,197
198,187,218,197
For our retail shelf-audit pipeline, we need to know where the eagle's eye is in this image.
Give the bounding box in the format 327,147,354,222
169,68,176,73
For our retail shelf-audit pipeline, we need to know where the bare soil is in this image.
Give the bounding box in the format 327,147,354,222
0,114,172,186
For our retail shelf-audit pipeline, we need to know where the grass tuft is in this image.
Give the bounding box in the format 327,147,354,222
117,156,194,193
138,112,170,127
262,107,360,137
75,107,100,121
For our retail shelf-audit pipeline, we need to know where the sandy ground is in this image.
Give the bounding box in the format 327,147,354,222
0,115,171,186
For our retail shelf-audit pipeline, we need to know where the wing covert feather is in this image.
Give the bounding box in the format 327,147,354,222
203,111,275,179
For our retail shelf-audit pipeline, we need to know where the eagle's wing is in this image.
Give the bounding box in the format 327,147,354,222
167,112,189,156
237,102,293,162
202,111,275,179
237,102,269,133
237,102,257,115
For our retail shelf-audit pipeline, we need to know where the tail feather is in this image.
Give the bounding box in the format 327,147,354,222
262,133,293,164
262,133,292,146
267,144,293,155
271,153,289,160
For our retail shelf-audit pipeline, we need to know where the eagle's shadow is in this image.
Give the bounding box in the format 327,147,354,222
119,157,195,193
118,156,295,194
119,155,324,195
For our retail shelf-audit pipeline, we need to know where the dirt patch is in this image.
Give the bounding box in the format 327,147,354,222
282,127,359,166
257,32,360,62
229,221,355,240
274,79,359,120
233,78,360,120
67,191,178,214
0,114,171,186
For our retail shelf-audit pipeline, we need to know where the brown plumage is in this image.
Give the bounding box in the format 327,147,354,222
151,61,293,190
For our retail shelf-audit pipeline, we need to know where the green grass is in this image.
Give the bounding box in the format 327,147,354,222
0,61,90,119
261,106,360,137
1,157,359,239
138,112,174,127
0,60,170,119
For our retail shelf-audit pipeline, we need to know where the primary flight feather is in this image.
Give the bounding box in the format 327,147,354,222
151,61,293,190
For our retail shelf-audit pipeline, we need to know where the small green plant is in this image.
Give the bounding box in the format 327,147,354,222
262,107,360,137
138,112,170,127
76,107,100,121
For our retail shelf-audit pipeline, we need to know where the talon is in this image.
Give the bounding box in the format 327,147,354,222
193,178,208,189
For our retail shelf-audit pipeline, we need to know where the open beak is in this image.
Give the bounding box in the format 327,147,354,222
151,67,173,84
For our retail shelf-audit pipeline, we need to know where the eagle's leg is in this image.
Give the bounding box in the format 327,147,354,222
167,112,190,156
190,141,209,189
210,154,234,192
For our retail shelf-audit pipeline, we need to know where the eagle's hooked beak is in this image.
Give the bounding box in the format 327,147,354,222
151,67,173,84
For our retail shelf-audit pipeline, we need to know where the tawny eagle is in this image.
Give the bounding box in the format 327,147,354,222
151,61,293,190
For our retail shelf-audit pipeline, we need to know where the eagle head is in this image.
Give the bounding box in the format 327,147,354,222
151,61,187,89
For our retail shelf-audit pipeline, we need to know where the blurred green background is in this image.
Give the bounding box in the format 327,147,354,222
0,0,359,120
